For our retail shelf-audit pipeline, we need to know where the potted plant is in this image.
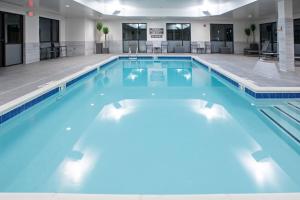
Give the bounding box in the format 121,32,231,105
96,22,103,54
245,28,251,44
250,24,256,44
102,26,109,54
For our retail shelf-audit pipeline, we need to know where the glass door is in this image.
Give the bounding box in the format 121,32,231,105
122,23,147,53
210,24,234,54
260,22,277,53
294,19,300,56
166,23,191,53
0,13,4,67
4,12,23,66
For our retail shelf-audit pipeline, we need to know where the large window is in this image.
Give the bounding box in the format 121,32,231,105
39,17,59,60
294,19,300,56
166,23,191,53
260,22,277,53
122,23,147,53
210,24,234,53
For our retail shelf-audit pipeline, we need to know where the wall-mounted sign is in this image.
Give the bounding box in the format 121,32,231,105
149,28,164,38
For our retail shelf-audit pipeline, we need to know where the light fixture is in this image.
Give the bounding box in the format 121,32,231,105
65,4,70,8
112,10,121,15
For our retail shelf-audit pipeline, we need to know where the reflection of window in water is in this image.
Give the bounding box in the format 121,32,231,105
123,67,148,87
167,67,192,87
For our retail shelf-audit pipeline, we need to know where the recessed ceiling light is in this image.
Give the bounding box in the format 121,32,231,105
65,5,70,8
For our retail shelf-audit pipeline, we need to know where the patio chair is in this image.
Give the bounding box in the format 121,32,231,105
161,41,168,53
259,41,278,60
198,42,205,54
191,42,198,54
146,41,153,53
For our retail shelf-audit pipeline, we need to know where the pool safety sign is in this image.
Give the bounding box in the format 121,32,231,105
150,28,164,38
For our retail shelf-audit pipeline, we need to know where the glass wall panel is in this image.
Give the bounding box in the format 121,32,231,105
122,23,147,53
166,23,191,53
260,22,277,53
294,19,300,56
39,17,60,59
210,24,234,53
0,13,3,67
3,12,23,66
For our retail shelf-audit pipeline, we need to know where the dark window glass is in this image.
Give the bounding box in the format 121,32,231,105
166,23,191,41
260,22,277,52
40,18,51,42
182,24,191,41
5,13,22,43
52,20,59,42
123,24,138,41
210,24,233,42
122,23,147,53
138,24,147,40
294,19,300,44
39,17,59,43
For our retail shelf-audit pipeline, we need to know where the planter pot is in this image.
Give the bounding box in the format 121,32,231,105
96,43,103,54
102,48,109,54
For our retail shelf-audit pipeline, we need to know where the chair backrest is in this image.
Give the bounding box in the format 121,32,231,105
53,42,60,47
146,41,153,46
40,42,51,48
161,41,168,46
261,41,270,52
199,42,205,48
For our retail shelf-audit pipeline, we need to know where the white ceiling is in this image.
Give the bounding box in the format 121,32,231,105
1,0,300,21
72,0,259,17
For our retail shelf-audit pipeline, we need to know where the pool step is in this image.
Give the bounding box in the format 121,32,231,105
260,106,300,144
288,102,300,111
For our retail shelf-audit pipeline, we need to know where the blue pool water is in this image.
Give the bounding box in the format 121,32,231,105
0,58,300,194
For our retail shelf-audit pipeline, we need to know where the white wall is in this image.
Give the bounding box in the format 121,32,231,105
65,18,96,56
101,19,252,54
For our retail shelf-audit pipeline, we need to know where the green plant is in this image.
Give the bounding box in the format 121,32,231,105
102,26,109,47
250,24,256,43
96,22,103,32
245,28,251,43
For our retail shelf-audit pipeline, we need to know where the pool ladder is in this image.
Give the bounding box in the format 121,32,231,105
128,47,139,60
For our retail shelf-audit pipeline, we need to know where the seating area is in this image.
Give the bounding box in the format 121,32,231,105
40,43,67,60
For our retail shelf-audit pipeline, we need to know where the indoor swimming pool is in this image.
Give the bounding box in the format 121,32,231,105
0,57,300,194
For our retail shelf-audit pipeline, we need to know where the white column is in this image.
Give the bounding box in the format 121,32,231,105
278,0,295,71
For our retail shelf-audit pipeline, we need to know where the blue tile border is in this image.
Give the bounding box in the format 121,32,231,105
245,87,300,99
66,58,118,88
157,56,191,60
192,58,209,69
119,56,153,60
211,68,240,88
66,68,97,87
0,88,59,125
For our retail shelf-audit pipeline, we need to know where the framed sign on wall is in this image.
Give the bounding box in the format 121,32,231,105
149,28,164,38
